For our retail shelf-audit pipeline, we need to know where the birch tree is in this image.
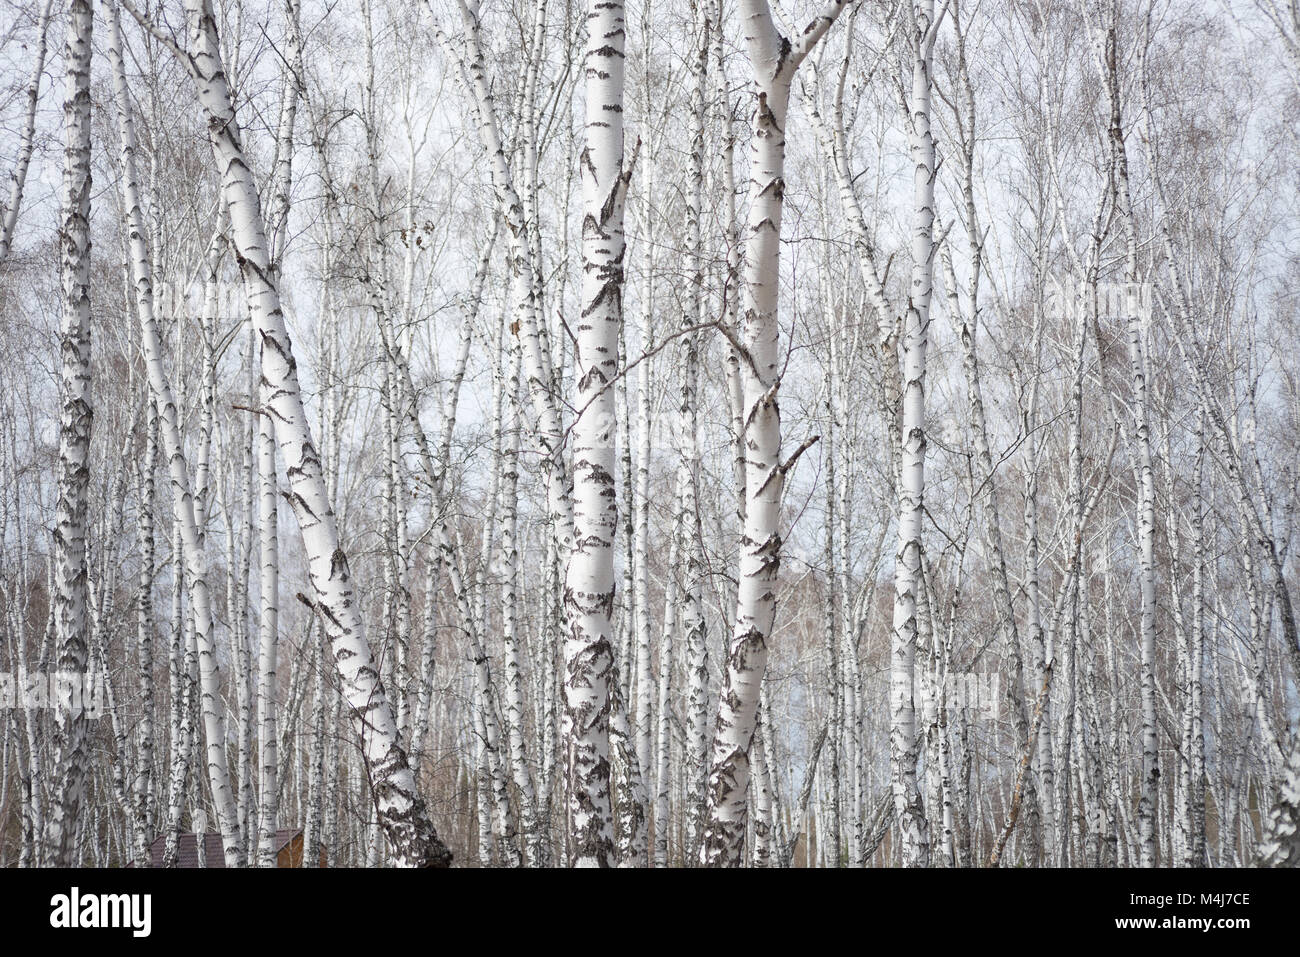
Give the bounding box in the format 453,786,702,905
699,0,848,867
44,0,95,867
888,0,942,868
124,0,452,867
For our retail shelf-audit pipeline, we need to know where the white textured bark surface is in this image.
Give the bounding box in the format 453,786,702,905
1259,741,1300,866
680,0,711,863
889,0,938,869
563,0,631,867
1101,21,1158,867
255,411,279,866
45,0,95,866
700,0,846,867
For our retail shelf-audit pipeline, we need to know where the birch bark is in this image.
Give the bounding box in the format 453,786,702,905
700,0,847,867
563,0,633,866
128,0,452,866
680,0,711,863
889,0,940,868
45,0,95,866
1100,19,1158,867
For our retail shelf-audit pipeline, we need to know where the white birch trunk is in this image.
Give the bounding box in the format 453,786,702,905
1101,22,1158,867
889,0,939,868
561,0,633,867
45,0,95,866
680,0,711,863
133,0,452,866
700,0,846,867
255,410,279,866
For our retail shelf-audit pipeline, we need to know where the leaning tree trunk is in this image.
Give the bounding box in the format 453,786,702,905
106,0,246,864
433,0,574,554
132,0,452,867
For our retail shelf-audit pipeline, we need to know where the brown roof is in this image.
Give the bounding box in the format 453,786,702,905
137,829,302,867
